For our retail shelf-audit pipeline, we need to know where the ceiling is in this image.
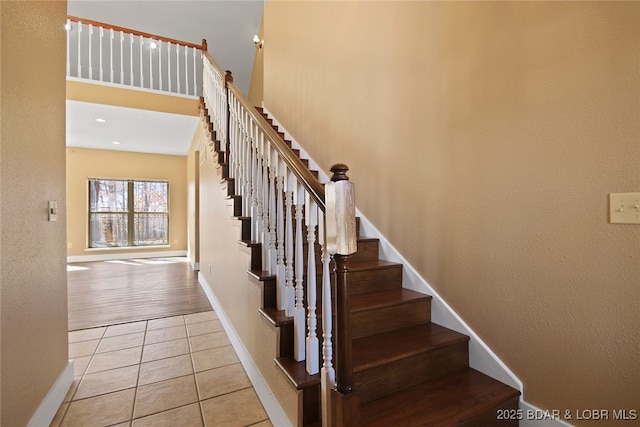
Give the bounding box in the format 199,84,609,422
66,0,265,156
66,100,200,156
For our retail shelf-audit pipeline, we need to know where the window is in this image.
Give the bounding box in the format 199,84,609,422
89,179,169,248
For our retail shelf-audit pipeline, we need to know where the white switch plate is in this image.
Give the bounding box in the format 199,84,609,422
48,200,58,222
609,192,640,224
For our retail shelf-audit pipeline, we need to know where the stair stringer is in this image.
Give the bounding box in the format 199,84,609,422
261,105,523,393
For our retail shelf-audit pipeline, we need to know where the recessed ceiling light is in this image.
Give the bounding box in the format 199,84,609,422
112,141,121,145
94,118,106,123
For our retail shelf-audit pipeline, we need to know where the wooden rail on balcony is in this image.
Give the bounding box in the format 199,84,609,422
66,15,203,96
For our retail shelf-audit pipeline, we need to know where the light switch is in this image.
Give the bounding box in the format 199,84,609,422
609,192,640,224
48,201,58,222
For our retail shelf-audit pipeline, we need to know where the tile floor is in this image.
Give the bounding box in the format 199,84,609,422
52,310,273,427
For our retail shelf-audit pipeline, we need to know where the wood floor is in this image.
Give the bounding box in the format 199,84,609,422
67,257,212,331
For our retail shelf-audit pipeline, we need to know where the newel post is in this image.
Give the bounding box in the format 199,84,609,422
326,163,360,427
201,38,208,52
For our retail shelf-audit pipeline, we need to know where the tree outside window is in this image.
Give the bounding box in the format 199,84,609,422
89,179,169,247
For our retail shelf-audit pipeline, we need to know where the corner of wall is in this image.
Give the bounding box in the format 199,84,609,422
27,361,74,427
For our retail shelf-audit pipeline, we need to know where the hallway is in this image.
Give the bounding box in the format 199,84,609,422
55,258,273,426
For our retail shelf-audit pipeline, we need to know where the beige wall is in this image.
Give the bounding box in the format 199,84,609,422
247,16,264,106
67,80,200,116
0,1,69,425
263,1,640,421
66,148,188,257
187,130,202,266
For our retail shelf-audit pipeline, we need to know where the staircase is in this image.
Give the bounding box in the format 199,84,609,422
201,98,520,426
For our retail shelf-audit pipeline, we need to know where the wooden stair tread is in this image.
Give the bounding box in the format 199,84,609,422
350,288,431,312
248,269,276,281
259,306,291,327
353,324,469,371
275,357,320,389
238,239,260,248
360,368,520,427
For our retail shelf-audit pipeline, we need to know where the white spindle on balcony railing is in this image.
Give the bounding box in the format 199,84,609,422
66,16,201,97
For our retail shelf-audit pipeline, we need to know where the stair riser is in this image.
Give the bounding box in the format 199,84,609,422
306,266,404,304
221,179,235,197
349,266,403,295
252,266,403,305
351,299,431,339
355,341,469,403
226,196,242,217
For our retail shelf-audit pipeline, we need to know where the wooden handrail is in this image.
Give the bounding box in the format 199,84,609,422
225,82,326,211
67,15,204,50
202,51,227,82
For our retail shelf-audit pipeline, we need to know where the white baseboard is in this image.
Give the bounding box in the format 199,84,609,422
67,250,187,263
198,273,293,427
262,106,522,392
28,360,74,427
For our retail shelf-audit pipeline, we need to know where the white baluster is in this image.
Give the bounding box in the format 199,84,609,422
99,26,103,81
184,46,189,95
252,124,261,244
167,42,172,93
119,31,124,84
306,198,319,374
129,33,134,86
261,132,270,272
276,156,286,311
176,42,180,94
109,29,114,83
88,24,93,79
243,108,252,218
268,147,278,275
192,47,197,96
139,35,144,88
319,213,335,427
294,184,306,362
158,41,163,90
77,22,82,78
284,171,295,317
149,39,154,90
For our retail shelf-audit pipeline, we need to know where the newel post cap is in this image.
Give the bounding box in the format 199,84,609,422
201,39,208,51
330,163,350,182
224,70,234,85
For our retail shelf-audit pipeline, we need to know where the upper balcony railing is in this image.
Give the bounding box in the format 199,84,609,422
66,16,203,98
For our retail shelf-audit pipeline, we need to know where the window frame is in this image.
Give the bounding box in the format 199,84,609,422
88,178,170,248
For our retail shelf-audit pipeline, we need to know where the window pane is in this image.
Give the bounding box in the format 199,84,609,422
89,179,128,212
89,214,128,247
134,213,168,245
133,181,168,212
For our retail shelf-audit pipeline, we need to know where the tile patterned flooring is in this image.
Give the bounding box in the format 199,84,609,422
52,311,273,427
